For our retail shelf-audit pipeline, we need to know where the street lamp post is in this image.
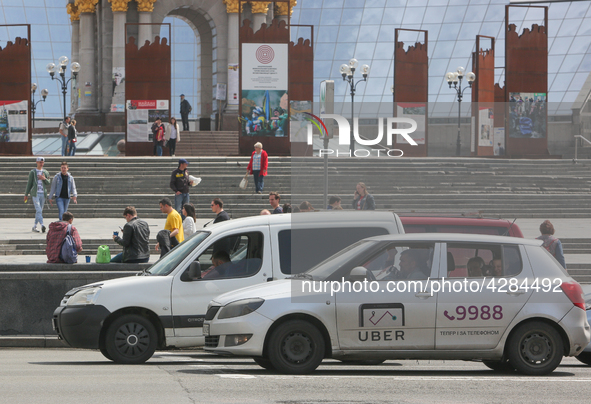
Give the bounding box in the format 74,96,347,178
340,58,370,154
30,84,48,129
446,67,476,156
46,56,80,120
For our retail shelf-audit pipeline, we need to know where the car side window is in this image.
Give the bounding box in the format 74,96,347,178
362,243,435,281
446,243,522,278
197,232,264,280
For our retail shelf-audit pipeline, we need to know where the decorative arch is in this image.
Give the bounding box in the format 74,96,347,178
151,1,228,121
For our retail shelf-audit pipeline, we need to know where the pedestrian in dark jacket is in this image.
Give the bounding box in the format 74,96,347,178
180,94,192,131
170,158,195,214
111,206,150,263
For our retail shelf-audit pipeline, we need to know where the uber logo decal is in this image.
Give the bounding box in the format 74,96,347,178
359,303,405,327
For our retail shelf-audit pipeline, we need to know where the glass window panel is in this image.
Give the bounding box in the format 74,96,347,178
508,7,527,21
321,8,342,25
459,22,481,38
561,91,579,104
382,7,404,25
362,8,385,25
49,25,71,42
548,55,564,74
3,0,24,5
315,43,336,60
30,24,50,40
344,0,365,7
314,60,333,79
397,30,423,44
173,44,195,60
438,23,461,40
402,7,426,24
4,7,26,23
369,60,391,78
423,6,446,24
52,43,71,58
569,36,591,55
568,2,590,18
429,0,449,5
31,43,54,60
46,7,70,24
358,26,379,42
443,6,467,23
364,77,387,95
431,41,456,58
484,5,505,22
568,72,589,92
323,0,344,8
548,2,570,20
464,6,488,23
354,42,376,60
366,0,387,7
317,26,339,42
422,24,442,41
374,42,394,59
174,61,195,78
387,0,408,6
480,22,503,38
557,19,582,37
550,37,574,55
577,18,591,36
299,0,322,8
452,40,474,59
550,73,575,92
338,26,359,42
340,8,362,25
26,7,47,24
378,25,395,42
300,10,324,25
580,54,591,71
549,91,565,104
560,54,584,73
290,9,300,23
334,42,356,61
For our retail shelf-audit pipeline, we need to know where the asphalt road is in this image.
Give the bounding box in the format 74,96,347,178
2,349,591,404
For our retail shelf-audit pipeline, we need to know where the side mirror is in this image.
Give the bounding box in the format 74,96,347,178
349,266,369,282
181,261,201,282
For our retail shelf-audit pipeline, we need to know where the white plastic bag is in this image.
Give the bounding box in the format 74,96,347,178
189,175,201,186
239,173,248,190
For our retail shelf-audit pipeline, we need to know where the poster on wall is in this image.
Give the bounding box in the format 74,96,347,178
126,100,169,142
478,107,494,147
228,64,239,106
290,100,312,142
396,103,425,144
508,92,547,138
494,127,505,156
241,43,288,136
0,100,28,142
111,67,125,112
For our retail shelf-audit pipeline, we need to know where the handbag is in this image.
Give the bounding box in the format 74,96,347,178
239,173,248,190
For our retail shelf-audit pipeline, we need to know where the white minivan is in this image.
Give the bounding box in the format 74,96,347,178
52,211,404,363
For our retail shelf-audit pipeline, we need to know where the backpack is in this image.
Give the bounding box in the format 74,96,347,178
59,224,78,264
96,245,111,263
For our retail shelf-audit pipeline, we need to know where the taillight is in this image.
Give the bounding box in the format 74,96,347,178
560,282,586,310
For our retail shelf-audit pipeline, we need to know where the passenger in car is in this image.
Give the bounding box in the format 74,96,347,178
467,257,485,277
491,258,503,276
396,249,429,280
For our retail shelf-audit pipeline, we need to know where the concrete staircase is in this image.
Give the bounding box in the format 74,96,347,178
174,131,239,156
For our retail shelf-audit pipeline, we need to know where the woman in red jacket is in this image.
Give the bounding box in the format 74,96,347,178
246,142,268,194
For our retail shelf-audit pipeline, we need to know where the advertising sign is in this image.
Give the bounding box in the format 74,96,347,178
478,107,494,147
126,99,169,142
0,100,28,142
508,92,547,138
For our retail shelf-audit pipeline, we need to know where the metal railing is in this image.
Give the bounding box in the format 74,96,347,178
573,135,591,163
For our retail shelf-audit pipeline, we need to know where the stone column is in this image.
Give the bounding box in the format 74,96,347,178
224,0,242,112
251,2,269,32
77,0,99,113
275,0,296,25
137,0,157,46
66,2,81,116
109,0,130,111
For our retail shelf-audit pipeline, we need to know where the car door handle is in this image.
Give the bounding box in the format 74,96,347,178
415,292,433,299
267,277,273,282
506,289,527,296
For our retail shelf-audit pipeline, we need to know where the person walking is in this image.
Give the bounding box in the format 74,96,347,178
182,203,197,239
25,157,51,233
46,211,83,263
352,182,375,210
537,220,566,269
180,94,192,131
67,119,78,156
58,117,71,156
247,142,268,194
211,198,230,223
48,161,78,221
269,191,283,214
151,117,165,156
170,158,194,214
111,206,150,263
168,117,180,157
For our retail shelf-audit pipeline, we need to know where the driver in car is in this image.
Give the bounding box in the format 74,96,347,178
202,251,232,279
394,249,429,280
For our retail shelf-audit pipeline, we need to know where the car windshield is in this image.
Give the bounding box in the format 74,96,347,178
147,231,210,276
305,240,377,281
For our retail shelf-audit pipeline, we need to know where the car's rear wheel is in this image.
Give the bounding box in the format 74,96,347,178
268,320,325,374
105,314,157,364
507,321,563,375
253,357,276,370
482,359,514,372
575,352,591,365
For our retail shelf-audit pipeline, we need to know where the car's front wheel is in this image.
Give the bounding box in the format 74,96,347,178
105,314,157,364
482,359,514,372
507,321,563,375
253,357,276,370
268,320,325,374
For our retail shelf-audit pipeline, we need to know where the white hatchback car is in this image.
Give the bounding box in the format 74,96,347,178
204,234,590,375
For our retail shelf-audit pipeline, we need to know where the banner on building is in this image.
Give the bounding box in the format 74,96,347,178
508,92,547,138
478,107,494,147
126,100,169,142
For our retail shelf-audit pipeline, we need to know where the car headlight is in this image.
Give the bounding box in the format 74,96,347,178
66,287,102,306
218,298,264,320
